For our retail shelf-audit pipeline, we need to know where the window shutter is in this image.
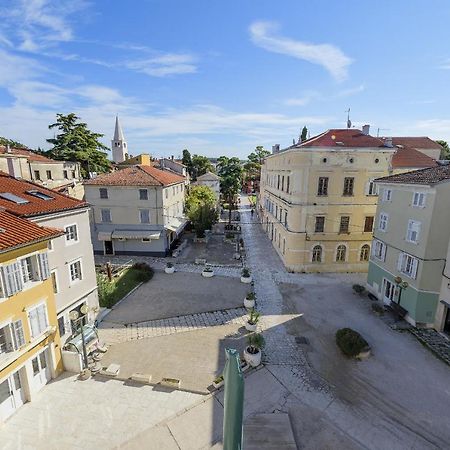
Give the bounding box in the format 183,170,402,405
29,308,39,338
397,253,404,271
381,244,387,261
1,266,12,297
38,253,50,280
412,258,419,279
12,320,25,348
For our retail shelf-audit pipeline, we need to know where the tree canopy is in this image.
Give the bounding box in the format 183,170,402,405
244,146,270,181
182,149,192,170
185,185,218,238
45,113,111,178
300,126,308,142
0,136,28,149
191,155,214,180
218,156,243,225
436,140,450,160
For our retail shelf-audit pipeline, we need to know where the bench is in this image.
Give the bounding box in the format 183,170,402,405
390,301,408,320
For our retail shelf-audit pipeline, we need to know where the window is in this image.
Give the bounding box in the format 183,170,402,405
367,179,378,196
379,212,388,231
284,211,288,227
312,245,322,263
364,216,374,232
46,170,52,180
317,177,328,196
172,187,175,196
406,220,421,243
20,256,39,284
339,216,350,233
0,192,29,204
51,270,58,294
286,176,290,194
69,260,82,282
101,209,111,223
34,170,41,180
63,170,68,179
336,245,347,262
65,224,78,242
99,188,108,199
28,303,49,338
412,192,426,208
58,316,66,337
12,320,25,349
281,176,285,191
139,189,148,200
48,240,53,251
277,175,280,190
1,262,23,297
372,239,386,261
72,170,76,178
398,253,418,279
343,177,354,196
315,216,325,233
383,188,392,202
360,244,370,261
139,209,150,223
27,190,53,201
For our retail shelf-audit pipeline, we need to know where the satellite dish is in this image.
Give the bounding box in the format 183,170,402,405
69,311,79,321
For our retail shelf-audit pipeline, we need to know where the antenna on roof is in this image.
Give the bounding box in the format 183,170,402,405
346,108,352,129
376,128,390,137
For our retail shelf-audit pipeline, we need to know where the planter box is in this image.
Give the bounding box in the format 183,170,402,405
202,271,214,278
212,379,224,389
161,377,181,389
245,322,257,332
244,298,255,309
241,276,252,284
165,266,175,274
131,373,152,384
243,347,261,367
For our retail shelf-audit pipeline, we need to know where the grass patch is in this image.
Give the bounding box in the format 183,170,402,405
97,266,152,308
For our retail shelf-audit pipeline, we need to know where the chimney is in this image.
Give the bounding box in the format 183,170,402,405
384,137,393,148
6,144,11,153
171,155,174,160
362,124,370,135
272,144,280,154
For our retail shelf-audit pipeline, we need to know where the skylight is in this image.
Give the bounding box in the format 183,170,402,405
27,190,54,201
0,192,29,204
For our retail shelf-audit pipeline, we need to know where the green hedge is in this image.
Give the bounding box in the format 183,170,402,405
336,328,369,357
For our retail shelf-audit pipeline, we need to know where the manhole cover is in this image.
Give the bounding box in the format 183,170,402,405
295,336,309,345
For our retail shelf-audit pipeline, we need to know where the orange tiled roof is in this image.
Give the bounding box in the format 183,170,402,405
296,129,385,148
392,146,437,169
0,171,88,217
0,210,63,252
391,137,443,150
376,164,450,185
84,165,185,187
0,145,58,163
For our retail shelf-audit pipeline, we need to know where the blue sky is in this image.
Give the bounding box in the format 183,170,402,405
1,0,450,159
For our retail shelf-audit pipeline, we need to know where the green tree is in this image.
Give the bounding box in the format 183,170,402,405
217,156,243,226
185,185,218,237
436,140,450,160
182,149,193,174
300,126,308,142
191,155,214,180
46,113,111,178
244,146,270,181
0,137,28,148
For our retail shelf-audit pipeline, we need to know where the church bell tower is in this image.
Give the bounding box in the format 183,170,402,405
111,115,127,163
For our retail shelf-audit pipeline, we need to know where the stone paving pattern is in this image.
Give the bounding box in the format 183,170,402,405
409,327,450,365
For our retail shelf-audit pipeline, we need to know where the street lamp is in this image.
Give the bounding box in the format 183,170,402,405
394,276,409,306
69,304,92,370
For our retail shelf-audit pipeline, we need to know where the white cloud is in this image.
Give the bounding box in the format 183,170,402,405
283,84,364,107
249,21,352,81
335,84,365,98
125,53,198,77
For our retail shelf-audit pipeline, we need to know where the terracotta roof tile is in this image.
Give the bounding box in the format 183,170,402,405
392,146,437,168
0,171,88,217
376,164,450,185
296,129,385,148
391,137,443,150
0,210,63,252
84,165,185,187
0,145,57,163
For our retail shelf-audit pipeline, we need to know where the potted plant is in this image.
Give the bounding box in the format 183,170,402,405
241,267,252,284
245,309,260,332
352,284,366,296
212,374,224,389
244,292,256,308
202,265,214,278
165,262,175,274
243,333,265,367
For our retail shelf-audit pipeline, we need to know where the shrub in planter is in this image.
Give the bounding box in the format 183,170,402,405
352,284,366,296
132,262,154,283
244,333,265,367
213,375,224,388
245,309,260,332
244,292,256,308
239,238,244,248
241,267,252,283
371,303,384,315
336,328,370,358
202,266,214,277
165,262,175,274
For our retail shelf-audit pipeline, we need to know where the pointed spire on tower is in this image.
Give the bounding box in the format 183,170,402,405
114,115,125,141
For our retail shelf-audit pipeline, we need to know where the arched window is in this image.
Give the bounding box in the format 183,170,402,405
312,245,322,263
336,245,346,262
360,244,370,261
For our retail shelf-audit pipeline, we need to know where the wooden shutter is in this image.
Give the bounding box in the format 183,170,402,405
412,258,419,279
12,320,25,348
397,253,404,271
381,243,387,261
38,253,50,280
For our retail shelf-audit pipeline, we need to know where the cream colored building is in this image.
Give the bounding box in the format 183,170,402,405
259,127,439,273
193,171,220,200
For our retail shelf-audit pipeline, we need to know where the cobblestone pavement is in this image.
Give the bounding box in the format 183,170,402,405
95,254,242,278
239,196,330,393
98,306,248,344
409,327,450,365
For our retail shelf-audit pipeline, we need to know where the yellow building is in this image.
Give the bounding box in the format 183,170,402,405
259,127,439,273
0,210,63,423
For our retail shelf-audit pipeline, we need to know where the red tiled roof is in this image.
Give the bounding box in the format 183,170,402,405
390,137,443,150
0,210,63,252
84,165,185,187
296,129,385,148
376,164,450,185
392,146,438,169
0,171,88,217
0,146,57,163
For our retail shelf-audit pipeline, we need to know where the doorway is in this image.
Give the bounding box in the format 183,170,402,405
382,279,395,305
104,240,114,255
31,349,51,392
0,370,25,422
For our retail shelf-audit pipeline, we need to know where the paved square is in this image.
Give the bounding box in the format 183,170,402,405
103,271,249,324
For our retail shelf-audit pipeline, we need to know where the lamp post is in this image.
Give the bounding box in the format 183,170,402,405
69,304,92,370
394,276,409,306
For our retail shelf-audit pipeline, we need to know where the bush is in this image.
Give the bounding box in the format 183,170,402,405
336,328,369,357
247,333,265,354
246,292,256,300
248,309,260,325
352,284,366,295
166,262,173,268
371,303,384,315
242,267,251,278
132,262,154,283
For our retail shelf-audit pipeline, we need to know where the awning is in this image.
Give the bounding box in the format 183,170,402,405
165,219,188,235
98,231,112,241
440,299,450,308
111,230,161,240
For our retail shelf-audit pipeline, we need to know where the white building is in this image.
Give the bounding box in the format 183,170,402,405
193,171,221,200
111,116,128,164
